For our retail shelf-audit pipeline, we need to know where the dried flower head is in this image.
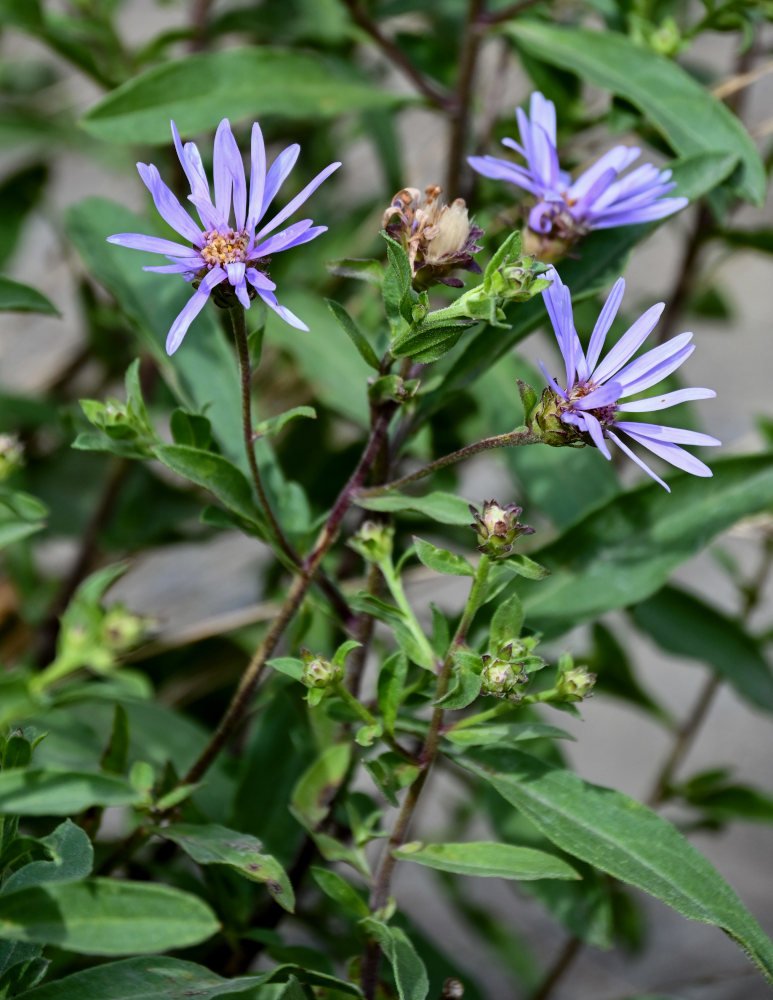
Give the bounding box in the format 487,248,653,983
536,267,718,491
108,119,340,354
468,92,687,259
382,185,483,289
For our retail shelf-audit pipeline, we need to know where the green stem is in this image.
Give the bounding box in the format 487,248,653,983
358,427,539,498
361,556,490,998
379,557,440,671
334,684,417,762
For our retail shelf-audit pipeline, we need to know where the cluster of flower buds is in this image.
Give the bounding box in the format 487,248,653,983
528,386,587,449
470,500,534,558
300,648,343,691
0,433,24,481
480,638,541,700
554,665,596,702
382,185,483,290
348,520,394,565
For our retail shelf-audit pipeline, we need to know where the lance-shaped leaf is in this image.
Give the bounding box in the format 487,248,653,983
360,918,429,1000
0,770,141,816
356,490,472,526
0,880,219,954
0,276,58,315
394,841,579,881
459,747,773,985
157,823,294,913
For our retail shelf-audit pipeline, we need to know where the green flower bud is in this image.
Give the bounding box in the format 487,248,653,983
101,605,147,652
300,648,343,690
469,500,534,558
530,387,585,448
348,520,394,564
480,652,527,701
555,665,596,702
0,434,23,481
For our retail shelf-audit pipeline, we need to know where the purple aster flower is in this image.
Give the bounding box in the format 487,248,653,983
468,92,687,257
107,119,340,354
534,267,718,492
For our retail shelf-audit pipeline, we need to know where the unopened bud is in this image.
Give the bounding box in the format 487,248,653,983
555,666,596,702
469,500,534,558
480,656,527,700
0,434,23,480
300,649,342,689
348,521,394,564
530,387,585,448
101,605,147,652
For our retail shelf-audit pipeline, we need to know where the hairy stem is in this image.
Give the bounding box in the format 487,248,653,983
361,557,490,998
357,426,540,498
230,305,352,626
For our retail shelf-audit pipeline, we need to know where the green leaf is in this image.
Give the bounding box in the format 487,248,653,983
631,585,773,713
0,770,140,815
444,722,574,746
413,536,474,577
17,960,243,999
100,704,130,775
255,406,316,439
291,743,351,830
394,841,579,881
0,276,58,315
310,865,369,917
434,662,482,710
719,228,773,254
507,22,764,203
520,454,773,636
356,490,473,526
153,444,265,532
460,748,773,984
0,162,47,270
327,299,381,371
0,879,219,954
377,651,408,736
490,593,524,649
2,821,92,895
158,823,294,913
327,257,384,284
360,918,428,1000
82,48,406,144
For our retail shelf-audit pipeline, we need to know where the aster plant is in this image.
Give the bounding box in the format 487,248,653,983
108,118,340,354
532,267,718,491
468,91,688,258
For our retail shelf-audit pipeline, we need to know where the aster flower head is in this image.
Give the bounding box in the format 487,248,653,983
468,92,687,259
107,119,341,354
534,267,718,492
382,185,483,289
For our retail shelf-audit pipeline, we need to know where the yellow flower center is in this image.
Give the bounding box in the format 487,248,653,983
200,228,249,267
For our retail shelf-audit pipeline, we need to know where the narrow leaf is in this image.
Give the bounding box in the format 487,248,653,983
327,299,381,370
394,841,579,880
0,276,58,315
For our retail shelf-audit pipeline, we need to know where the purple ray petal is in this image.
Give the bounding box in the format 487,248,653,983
255,286,309,331
255,162,340,242
614,330,693,392
136,163,203,244
614,421,720,447
572,380,622,410
592,302,665,384
617,387,716,412
467,155,541,194
591,197,688,228
567,147,639,203
538,359,568,400
607,430,670,491
107,232,198,257
245,267,276,292
530,91,557,146
586,277,625,372
261,144,300,218
578,410,611,459
166,267,225,355
247,122,267,229
226,261,250,309
143,262,198,274
212,119,238,228
171,121,218,229
620,428,713,477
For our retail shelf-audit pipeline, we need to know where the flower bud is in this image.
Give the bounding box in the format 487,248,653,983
0,434,24,481
480,654,527,701
469,500,534,558
555,666,596,702
382,185,483,290
529,387,585,448
101,605,148,652
300,648,343,689
348,521,394,564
